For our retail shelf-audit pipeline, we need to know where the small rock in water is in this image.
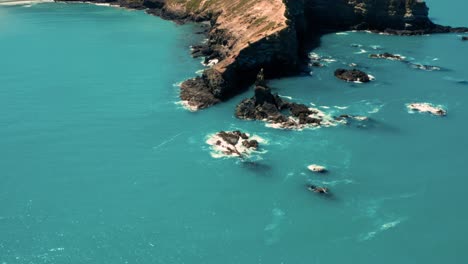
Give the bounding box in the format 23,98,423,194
462,36,468,41
408,63,441,71
407,103,447,116
334,68,371,83
307,185,329,195
369,52,405,61
311,61,324,67
308,164,327,173
207,130,262,158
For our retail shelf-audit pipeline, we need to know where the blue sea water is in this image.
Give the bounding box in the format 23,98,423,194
0,2,467,264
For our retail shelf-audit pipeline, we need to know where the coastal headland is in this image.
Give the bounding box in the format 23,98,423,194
60,0,468,110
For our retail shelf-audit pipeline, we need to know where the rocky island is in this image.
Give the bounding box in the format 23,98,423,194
61,0,468,110
206,130,263,158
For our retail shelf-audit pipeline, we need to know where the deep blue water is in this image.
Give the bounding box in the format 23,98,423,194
1,2,467,264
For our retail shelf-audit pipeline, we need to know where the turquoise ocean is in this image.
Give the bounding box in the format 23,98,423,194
1,1,467,263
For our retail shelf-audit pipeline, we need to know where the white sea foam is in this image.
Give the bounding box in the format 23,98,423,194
175,100,198,112
172,81,183,87
360,218,405,241
279,95,293,100
353,74,375,84
321,58,337,63
336,32,349,35
152,133,183,150
0,0,52,5
265,106,338,130
206,59,219,67
367,107,379,114
334,106,349,110
308,52,320,60
406,102,446,116
307,164,327,173
320,179,354,186
308,52,336,63
264,208,285,245
354,49,368,54
352,100,384,114
49,247,65,252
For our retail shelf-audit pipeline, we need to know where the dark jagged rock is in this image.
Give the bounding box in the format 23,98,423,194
369,53,405,61
191,44,212,58
236,70,336,129
218,131,241,146
307,185,329,195
180,77,220,111
242,140,259,149
310,61,324,67
334,69,371,83
463,36,468,41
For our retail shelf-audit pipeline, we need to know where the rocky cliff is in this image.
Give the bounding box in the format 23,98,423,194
63,0,468,110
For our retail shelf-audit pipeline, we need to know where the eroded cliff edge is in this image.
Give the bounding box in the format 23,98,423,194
63,0,468,110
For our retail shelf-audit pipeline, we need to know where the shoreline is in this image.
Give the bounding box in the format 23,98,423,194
9,0,468,112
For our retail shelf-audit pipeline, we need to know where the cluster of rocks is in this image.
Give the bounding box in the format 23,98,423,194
369,52,441,71
307,165,329,195
407,103,447,116
369,52,405,61
206,130,260,158
334,69,372,83
235,70,337,130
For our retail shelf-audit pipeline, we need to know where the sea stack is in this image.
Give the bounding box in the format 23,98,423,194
236,70,340,129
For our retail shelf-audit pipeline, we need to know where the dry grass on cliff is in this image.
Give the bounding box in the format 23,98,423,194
167,0,288,70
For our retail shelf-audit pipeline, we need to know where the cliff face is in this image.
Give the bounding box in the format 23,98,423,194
64,0,467,110
304,0,432,31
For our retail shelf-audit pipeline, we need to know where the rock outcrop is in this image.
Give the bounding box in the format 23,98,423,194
334,69,372,83
369,52,441,71
63,0,468,109
235,70,338,129
206,130,262,158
